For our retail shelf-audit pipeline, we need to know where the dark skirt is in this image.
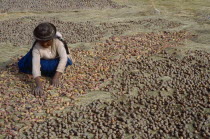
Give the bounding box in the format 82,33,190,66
18,49,73,77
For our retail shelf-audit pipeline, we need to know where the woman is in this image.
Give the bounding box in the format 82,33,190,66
18,22,73,96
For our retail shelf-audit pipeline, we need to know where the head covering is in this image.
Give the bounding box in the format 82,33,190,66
33,22,56,41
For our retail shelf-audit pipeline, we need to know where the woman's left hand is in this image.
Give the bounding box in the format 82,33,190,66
52,71,62,87
52,77,60,87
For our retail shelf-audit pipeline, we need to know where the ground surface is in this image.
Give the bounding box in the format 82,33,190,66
0,0,209,139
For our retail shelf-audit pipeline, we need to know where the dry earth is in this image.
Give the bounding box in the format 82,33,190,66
0,0,210,138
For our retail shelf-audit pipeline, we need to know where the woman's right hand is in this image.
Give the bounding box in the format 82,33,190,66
34,76,43,96
33,86,43,96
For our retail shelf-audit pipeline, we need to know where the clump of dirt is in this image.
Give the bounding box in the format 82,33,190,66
0,31,192,137
6,49,209,139
0,0,125,13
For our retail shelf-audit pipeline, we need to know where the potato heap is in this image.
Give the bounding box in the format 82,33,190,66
0,16,131,47
0,17,183,47
0,30,193,137
0,0,124,13
5,49,209,139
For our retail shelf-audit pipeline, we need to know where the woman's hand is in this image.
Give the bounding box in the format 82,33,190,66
52,77,60,87
33,86,43,96
34,76,43,96
52,71,62,87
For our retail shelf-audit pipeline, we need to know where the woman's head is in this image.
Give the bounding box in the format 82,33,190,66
33,22,56,47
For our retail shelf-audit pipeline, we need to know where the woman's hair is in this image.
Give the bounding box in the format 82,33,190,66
33,22,56,41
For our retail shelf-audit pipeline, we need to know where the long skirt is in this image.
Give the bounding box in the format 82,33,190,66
18,49,73,77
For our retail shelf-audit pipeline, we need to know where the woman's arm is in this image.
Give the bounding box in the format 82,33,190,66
56,41,68,73
52,71,62,87
34,76,43,96
52,40,68,86
32,48,43,96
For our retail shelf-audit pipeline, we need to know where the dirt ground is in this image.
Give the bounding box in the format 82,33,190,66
0,0,209,138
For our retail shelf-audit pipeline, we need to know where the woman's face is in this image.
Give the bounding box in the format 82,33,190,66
39,40,53,48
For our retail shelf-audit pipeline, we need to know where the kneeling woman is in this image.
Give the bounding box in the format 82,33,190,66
18,22,73,96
